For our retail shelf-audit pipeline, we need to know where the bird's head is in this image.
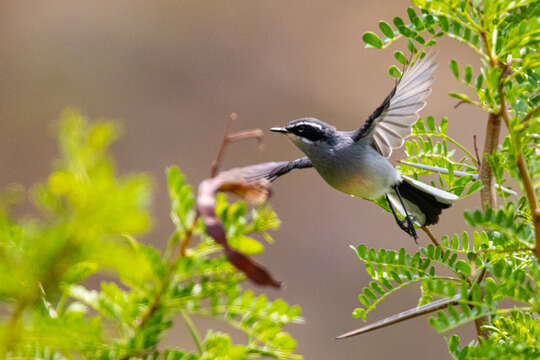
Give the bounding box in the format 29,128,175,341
270,118,338,156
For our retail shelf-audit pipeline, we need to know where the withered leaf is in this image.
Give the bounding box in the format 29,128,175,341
197,164,281,288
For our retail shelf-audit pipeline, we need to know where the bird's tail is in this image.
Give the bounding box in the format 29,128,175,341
387,176,458,226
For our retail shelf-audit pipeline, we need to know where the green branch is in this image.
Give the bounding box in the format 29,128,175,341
181,310,203,355
412,130,480,167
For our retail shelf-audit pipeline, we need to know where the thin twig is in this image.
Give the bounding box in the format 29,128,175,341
473,135,481,168
473,267,487,286
134,282,166,329
413,130,480,167
179,216,198,257
335,260,494,340
210,113,264,178
521,103,540,128
182,114,264,256
453,99,484,110
226,129,264,145
181,310,203,355
453,100,469,109
477,247,534,255
471,266,487,335
336,296,461,339
129,213,200,359
211,113,237,178
400,161,517,195
497,83,540,260
480,31,497,67
421,226,441,248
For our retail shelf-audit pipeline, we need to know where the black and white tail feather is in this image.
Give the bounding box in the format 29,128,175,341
391,176,455,226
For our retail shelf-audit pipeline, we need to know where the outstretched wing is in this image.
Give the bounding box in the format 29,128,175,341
352,52,437,158
239,157,313,183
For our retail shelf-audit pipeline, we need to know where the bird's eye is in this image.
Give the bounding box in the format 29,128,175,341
290,124,324,141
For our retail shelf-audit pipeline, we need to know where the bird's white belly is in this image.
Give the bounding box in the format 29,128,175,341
312,147,400,200
330,172,390,199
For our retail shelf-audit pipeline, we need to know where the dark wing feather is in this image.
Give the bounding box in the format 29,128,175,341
352,87,396,141
229,157,313,183
352,52,437,158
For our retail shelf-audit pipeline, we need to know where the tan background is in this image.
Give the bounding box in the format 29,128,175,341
0,1,488,359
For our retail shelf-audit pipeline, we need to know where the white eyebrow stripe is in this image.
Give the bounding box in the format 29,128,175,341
295,121,323,130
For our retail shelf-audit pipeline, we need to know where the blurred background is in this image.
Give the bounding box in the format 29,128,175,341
0,1,489,358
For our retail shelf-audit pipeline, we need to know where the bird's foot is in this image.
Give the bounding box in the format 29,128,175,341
397,216,418,243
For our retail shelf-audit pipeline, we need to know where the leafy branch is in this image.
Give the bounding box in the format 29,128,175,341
345,1,540,357
0,111,302,359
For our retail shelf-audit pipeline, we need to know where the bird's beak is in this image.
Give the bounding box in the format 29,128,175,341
270,127,288,134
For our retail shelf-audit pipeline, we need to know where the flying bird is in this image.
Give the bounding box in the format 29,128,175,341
244,52,458,240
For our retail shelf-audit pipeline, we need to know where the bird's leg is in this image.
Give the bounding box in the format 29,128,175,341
391,185,418,242
386,195,418,244
385,194,416,241
385,194,407,229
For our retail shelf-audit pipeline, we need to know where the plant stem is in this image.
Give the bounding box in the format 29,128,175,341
497,84,540,260
473,135,481,168
211,113,237,178
477,247,534,255
2,300,26,354
477,26,504,210
336,295,461,339
413,130,480,167
125,230,188,359
472,267,487,337
181,310,203,355
517,155,540,259
400,161,516,195
473,29,501,339
421,226,441,247
209,113,264,178
179,216,198,257
480,31,496,67
478,112,501,209
521,103,540,126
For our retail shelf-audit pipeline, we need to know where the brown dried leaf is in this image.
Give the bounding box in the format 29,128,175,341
217,182,271,205
197,165,280,288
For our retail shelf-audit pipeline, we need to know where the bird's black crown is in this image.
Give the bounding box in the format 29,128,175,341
285,118,334,142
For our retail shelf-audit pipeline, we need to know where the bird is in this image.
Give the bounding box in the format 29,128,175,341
242,52,458,241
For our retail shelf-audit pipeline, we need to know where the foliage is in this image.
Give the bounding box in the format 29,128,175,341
352,0,540,358
0,110,302,359
2,1,539,358
449,312,540,359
